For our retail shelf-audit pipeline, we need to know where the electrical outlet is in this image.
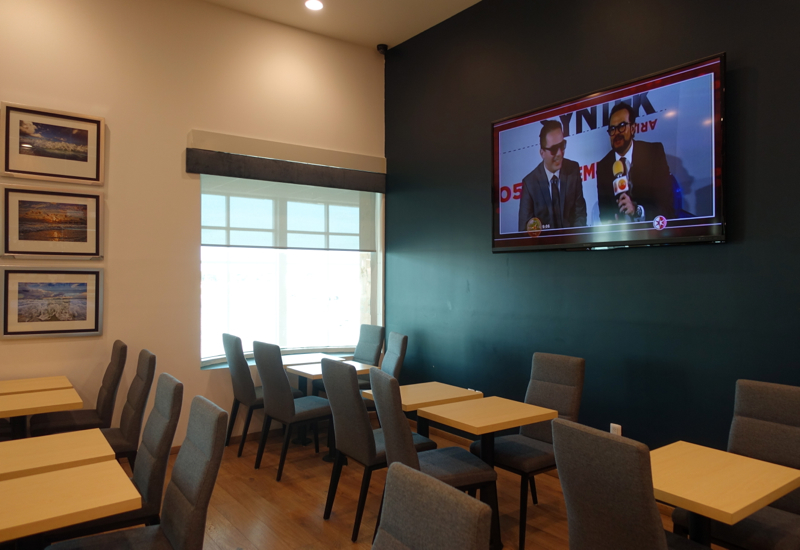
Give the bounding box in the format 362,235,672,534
610,423,622,436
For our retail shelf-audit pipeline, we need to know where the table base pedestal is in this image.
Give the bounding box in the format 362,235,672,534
688,511,711,546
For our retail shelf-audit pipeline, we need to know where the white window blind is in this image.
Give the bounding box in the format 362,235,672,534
200,175,383,362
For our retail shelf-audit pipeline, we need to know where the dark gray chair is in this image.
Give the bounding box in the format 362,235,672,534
552,418,704,550
223,334,303,458
252,341,332,480
102,349,157,470
30,340,128,437
359,331,408,394
42,373,183,544
321,358,436,542
370,368,501,548
372,462,492,550
46,395,227,550
672,380,800,549
313,324,385,396
470,352,584,549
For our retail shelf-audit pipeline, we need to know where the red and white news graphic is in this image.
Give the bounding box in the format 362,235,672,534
653,216,667,230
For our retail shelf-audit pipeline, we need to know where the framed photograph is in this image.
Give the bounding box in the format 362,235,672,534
1,268,103,338
2,103,105,185
3,186,102,258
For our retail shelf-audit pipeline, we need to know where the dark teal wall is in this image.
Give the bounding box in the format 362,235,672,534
384,0,800,449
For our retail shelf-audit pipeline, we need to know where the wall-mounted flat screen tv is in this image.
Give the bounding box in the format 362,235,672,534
492,54,725,252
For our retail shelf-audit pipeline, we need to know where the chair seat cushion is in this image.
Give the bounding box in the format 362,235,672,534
46,525,171,550
665,530,707,549
419,446,497,488
470,434,555,474
292,388,303,399
357,378,371,390
101,427,136,454
30,409,103,437
672,506,800,550
311,378,325,393
289,396,331,423
370,430,438,466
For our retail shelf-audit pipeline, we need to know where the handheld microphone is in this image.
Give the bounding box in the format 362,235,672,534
612,160,631,198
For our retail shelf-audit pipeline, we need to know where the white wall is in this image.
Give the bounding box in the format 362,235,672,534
0,0,385,444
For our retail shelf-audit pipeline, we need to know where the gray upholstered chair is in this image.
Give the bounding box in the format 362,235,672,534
321,358,436,542
102,349,157,470
30,340,128,437
672,380,800,549
313,324,385,396
359,331,408,394
552,418,704,550
370,368,501,547
46,395,227,550
252,341,332,480
223,334,303,458
42,374,183,544
372,462,492,550
469,352,584,549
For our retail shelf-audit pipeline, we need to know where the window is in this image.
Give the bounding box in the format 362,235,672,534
200,175,383,363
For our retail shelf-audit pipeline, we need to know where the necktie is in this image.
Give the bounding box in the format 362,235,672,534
551,175,562,229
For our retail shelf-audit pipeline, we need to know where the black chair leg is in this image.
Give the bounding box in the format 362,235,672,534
312,422,320,453
254,416,272,469
352,466,374,542
276,423,293,481
225,399,240,446
529,474,538,505
238,406,255,458
324,451,345,519
519,474,529,550
373,489,385,543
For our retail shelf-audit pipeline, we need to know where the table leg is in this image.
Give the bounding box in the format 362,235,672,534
416,415,429,438
688,511,711,546
292,376,311,445
10,416,26,439
480,433,495,468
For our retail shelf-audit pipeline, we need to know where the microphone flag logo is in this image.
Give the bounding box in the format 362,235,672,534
526,217,542,238
653,216,667,230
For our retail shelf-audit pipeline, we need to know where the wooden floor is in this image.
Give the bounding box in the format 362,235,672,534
150,423,707,550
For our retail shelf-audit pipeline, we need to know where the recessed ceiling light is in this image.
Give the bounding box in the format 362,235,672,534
305,0,323,10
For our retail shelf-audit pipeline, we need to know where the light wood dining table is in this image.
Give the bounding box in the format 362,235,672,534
0,377,83,439
362,381,483,437
418,396,557,467
650,441,800,546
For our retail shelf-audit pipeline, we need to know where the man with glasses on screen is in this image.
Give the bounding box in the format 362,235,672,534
597,102,675,224
518,120,587,232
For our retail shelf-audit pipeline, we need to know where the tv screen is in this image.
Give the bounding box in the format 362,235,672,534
492,54,725,252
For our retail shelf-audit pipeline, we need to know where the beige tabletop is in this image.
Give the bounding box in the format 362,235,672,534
418,396,557,435
0,376,73,396
0,429,115,481
363,381,483,411
286,360,374,381
651,441,800,524
0,460,141,542
0,387,82,419
281,353,342,367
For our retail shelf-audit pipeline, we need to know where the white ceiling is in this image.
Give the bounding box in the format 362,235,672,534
203,0,481,49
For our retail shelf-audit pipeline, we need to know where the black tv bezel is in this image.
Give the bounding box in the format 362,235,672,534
491,53,726,253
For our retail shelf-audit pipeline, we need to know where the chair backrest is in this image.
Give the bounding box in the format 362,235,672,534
132,373,183,514
353,324,385,366
222,333,257,405
370,368,419,469
118,349,157,448
520,352,585,444
96,340,128,428
552,418,668,550
728,379,800,514
160,396,227,550
372,463,492,550
321,358,378,465
380,332,408,380
252,341,295,421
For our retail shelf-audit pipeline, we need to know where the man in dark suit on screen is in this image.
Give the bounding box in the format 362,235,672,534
597,102,675,223
518,120,587,232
